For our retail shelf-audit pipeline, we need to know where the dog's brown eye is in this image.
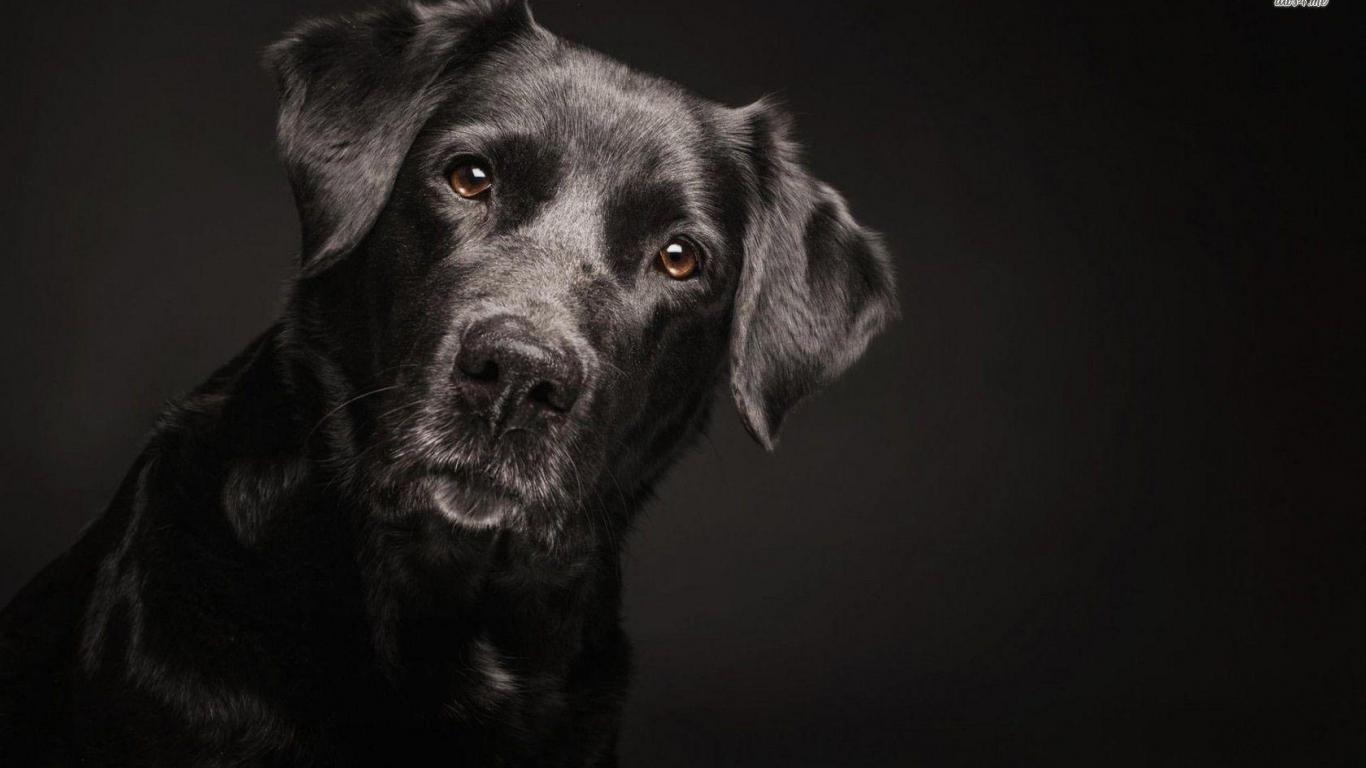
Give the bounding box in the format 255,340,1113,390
657,237,700,280
450,160,492,198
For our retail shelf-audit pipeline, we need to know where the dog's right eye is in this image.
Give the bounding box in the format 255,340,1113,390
450,159,493,199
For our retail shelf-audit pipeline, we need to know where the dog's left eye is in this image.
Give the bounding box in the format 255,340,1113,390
450,159,493,199
657,237,701,280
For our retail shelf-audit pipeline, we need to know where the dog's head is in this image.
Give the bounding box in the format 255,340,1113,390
268,0,896,533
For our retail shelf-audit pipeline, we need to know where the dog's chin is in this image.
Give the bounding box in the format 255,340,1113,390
424,470,522,529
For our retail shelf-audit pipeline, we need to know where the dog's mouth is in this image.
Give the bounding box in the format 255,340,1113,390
424,466,523,527
375,393,590,526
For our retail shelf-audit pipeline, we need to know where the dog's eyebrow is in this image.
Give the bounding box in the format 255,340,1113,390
418,122,526,160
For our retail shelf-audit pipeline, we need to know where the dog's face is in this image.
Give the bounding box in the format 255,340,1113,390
269,1,896,534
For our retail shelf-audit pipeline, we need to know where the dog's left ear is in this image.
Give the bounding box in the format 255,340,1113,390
728,101,899,450
264,0,533,277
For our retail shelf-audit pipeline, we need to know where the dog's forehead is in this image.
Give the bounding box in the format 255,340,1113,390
452,41,723,178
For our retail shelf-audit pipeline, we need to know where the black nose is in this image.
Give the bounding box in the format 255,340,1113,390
454,317,584,433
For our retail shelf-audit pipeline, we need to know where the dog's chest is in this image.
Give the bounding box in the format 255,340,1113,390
402,616,601,761
452,565,606,726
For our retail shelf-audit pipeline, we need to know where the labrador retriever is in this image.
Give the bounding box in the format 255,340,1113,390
0,1,897,764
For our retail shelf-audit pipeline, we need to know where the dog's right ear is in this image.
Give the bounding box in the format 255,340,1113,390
727,100,898,450
264,0,533,277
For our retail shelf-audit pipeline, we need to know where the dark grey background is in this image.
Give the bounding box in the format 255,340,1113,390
2,1,1359,764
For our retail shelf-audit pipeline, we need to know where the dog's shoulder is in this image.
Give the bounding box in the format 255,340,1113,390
0,326,321,760
0,454,143,759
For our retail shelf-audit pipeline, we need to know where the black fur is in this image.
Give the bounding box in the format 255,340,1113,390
0,2,896,764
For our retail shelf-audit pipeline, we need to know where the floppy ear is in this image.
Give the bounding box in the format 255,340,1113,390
264,0,533,277
729,101,899,450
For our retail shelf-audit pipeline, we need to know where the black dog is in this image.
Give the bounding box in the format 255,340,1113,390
0,1,896,764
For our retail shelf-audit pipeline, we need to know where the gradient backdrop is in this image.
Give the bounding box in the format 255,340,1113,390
1,1,1358,764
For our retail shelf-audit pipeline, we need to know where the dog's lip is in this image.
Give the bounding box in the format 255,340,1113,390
422,466,523,525
426,464,521,503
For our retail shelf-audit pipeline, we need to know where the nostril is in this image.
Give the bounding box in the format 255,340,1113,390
526,381,566,412
468,359,499,383
457,350,499,385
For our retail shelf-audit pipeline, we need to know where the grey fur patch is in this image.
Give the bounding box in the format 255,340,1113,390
471,636,519,700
